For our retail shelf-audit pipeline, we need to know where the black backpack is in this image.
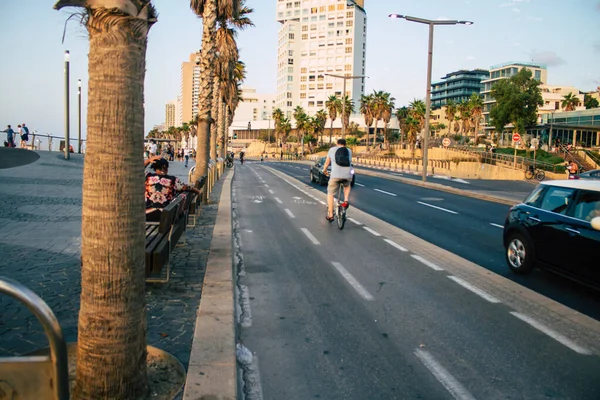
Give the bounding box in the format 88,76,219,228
334,147,350,167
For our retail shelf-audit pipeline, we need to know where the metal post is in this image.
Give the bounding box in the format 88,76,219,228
342,77,347,139
77,79,82,154
548,111,554,152
422,23,434,182
64,50,70,160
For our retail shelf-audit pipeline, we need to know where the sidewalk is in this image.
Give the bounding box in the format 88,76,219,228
0,151,229,399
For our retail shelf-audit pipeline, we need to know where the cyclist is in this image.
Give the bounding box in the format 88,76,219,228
240,150,245,164
323,138,352,222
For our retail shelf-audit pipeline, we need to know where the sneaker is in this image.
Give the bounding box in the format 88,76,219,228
341,201,349,208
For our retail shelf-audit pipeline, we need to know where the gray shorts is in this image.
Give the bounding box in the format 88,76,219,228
327,178,350,195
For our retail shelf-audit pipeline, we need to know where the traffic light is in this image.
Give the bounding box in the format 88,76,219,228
233,133,238,139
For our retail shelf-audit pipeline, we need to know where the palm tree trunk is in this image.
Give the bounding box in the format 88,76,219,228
329,120,333,144
219,101,227,158
74,7,152,399
210,75,220,160
193,0,217,183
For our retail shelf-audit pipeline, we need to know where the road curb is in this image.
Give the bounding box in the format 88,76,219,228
183,168,236,400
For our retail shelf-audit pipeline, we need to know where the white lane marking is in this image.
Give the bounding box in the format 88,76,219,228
284,209,295,219
319,200,326,206
391,173,404,177
415,349,476,400
509,312,592,355
264,184,269,188
363,227,381,237
448,276,500,303
374,188,397,197
490,223,504,229
331,262,374,301
452,178,470,184
274,197,283,204
355,183,365,187
417,201,458,215
268,189,275,194
348,218,362,225
301,228,320,245
411,255,444,271
384,239,408,252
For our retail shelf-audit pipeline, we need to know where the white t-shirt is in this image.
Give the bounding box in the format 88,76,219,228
150,143,157,154
327,146,352,179
184,148,190,156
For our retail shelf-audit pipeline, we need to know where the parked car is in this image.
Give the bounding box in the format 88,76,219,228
310,156,355,187
503,180,600,289
576,169,600,180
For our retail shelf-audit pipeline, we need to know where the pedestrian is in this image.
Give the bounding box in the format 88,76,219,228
149,139,157,156
20,123,30,149
2,125,15,147
184,147,190,167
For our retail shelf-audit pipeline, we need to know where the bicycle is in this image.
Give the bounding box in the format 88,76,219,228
525,167,545,181
225,157,234,168
334,180,349,230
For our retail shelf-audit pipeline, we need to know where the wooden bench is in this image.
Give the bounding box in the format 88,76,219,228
145,196,183,283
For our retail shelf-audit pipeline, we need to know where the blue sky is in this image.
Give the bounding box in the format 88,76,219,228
1,0,599,139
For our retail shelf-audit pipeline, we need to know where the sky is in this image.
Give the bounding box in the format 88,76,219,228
1,0,599,140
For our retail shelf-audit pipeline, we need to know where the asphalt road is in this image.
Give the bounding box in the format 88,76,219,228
266,161,600,321
233,162,600,400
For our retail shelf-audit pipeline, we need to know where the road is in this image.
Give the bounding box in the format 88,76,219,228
233,161,600,400
266,161,600,321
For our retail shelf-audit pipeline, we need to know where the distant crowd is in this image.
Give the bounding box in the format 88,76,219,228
2,123,30,148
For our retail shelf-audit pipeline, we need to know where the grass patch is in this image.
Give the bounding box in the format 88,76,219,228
495,147,564,165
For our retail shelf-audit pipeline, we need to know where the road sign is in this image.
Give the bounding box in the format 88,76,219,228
442,138,451,147
512,133,521,142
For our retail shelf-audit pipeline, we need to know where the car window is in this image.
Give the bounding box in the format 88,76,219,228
572,190,600,222
523,185,545,207
539,187,575,215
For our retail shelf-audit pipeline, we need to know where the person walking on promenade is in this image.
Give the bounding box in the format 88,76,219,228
2,125,15,147
184,147,190,167
20,123,30,149
149,139,157,157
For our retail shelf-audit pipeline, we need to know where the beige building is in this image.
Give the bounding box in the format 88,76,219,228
165,101,177,128
179,52,201,125
538,85,585,116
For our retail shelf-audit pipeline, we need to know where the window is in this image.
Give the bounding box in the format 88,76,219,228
288,66,294,73
346,11,353,18
573,191,600,221
287,76,293,81
311,7,317,13
346,38,353,44
289,33,295,39
302,25,308,31
301,76,307,82
308,101,315,107
288,58,294,64
345,47,352,54
346,20,353,27
328,4,335,11
317,101,323,107
539,187,575,215
300,84,307,90
300,93,306,99
337,4,344,10
319,6,326,12
288,50,294,56
301,67,307,73
345,64,351,71
287,92,292,99
302,34,308,40
287,101,293,107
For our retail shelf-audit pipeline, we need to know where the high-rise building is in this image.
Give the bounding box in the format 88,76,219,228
276,0,367,120
179,52,201,125
481,61,547,131
431,69,489,109
165,101,176,128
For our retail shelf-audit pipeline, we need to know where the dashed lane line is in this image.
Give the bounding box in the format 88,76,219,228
274,197,283,204
268,189,274,194
363,227,382,237
417,201,458,215
411,255,444,271
384,239,408,252
284,209,296,219
415,349,476,400
448,276,501,303
348,218,362,225
510,312,592,355
355,183,365,187
331,262,374,301
300,228,321,245
374,188,397,197
490,223,504,229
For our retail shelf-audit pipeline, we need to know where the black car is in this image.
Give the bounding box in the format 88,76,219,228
503,180,600,288
310,156,355,187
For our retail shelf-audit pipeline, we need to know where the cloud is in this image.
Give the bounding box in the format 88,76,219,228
530,50,566,66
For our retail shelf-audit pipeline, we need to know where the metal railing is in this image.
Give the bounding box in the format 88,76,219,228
0,277,70,400
1,131,86,153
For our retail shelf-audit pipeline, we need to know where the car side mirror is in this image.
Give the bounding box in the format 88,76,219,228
591,217,600,231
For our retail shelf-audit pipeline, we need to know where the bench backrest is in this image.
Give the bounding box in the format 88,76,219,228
158,196,182,235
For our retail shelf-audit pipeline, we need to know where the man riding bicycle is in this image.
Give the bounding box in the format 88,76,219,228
323,138,352,222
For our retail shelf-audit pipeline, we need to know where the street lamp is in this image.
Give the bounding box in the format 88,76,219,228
77,79,82,154
322,73,367,139
64,50,71,160
389,14,473,182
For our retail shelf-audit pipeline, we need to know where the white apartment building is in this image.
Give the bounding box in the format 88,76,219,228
165,101,177,128
276,0,367,120
228,87,278,136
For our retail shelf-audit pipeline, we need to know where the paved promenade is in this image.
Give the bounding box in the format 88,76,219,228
0,149,221,378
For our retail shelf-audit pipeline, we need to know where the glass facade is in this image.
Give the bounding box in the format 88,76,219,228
431,69,489,109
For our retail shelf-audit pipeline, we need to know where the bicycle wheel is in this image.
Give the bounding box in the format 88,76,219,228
336,205,346,230
535,170,545,181
524,170,534,180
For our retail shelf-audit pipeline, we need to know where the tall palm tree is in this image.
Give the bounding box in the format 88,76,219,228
314,109,328,145
379,92,396,148
53,1,156,398
325,94,340,144
395,106,410,148
561,92,581,111
190,0,240,183
409,99,426,136
444,99,457,135
360,94,374,147
272,107,284,146
220,60,246,157
458,101,471,136
341,95,354,139
468,93,484,138
293,105,308,142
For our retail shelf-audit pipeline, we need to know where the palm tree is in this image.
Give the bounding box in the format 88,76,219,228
325,95,340,144
380,92,396,148
409,99,426,136
190,0,240,183
293,105,308,142
314,109,328,145
360,94,374,147
53,1,156,398
341,95,354,139
468,93,484,138
272,107,284,145
561,92,581,111
395,106,410,148
457,101,471,136
445,99,457,135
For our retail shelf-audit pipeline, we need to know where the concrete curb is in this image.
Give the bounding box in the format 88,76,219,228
183,169,236,400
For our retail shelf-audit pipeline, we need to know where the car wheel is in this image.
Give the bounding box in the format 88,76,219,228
505,232,535,274
310,171,315,182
